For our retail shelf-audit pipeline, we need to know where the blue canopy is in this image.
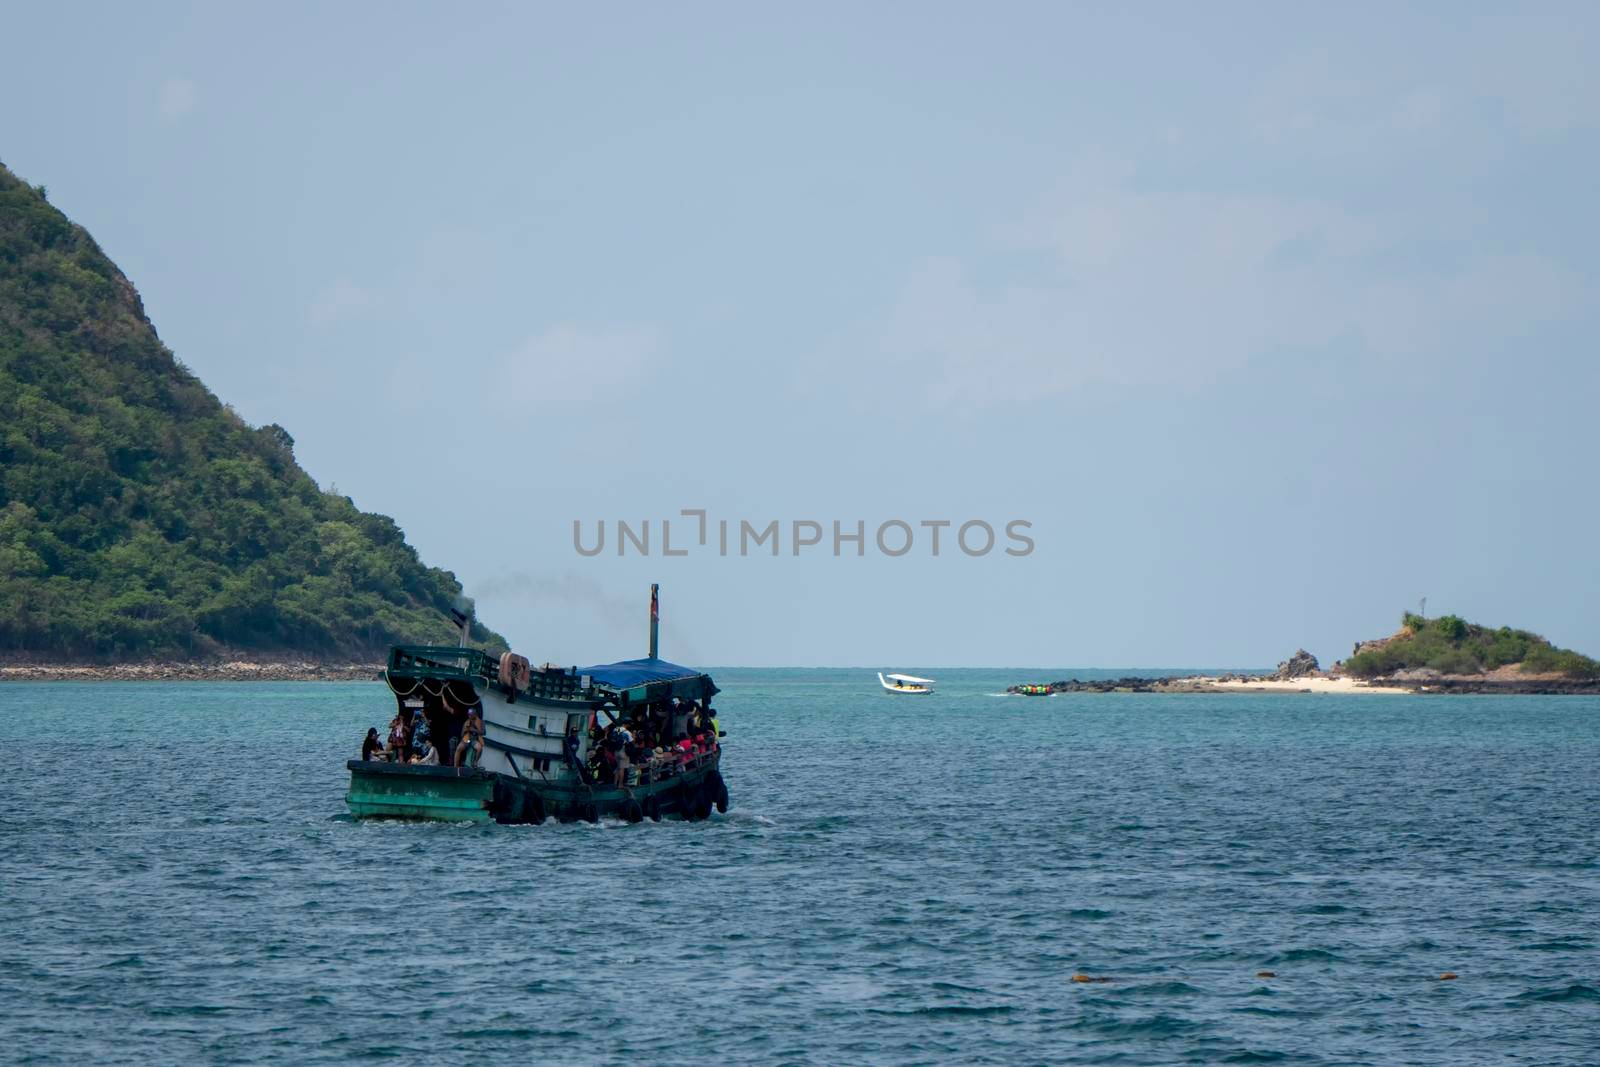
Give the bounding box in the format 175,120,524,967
579,657,707,690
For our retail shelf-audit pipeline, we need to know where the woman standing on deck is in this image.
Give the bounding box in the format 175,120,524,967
385,714,408,762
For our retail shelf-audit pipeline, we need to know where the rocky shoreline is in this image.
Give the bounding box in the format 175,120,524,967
0,661,383,682
1385,675,1600,696
1006,675,1600,695
1003,649,1600,696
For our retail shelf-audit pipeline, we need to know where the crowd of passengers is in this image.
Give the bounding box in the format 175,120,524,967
359,694,719,786
360,691,483,769
574,699,721,787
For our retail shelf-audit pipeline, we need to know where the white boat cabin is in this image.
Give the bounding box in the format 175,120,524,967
878,671,935,695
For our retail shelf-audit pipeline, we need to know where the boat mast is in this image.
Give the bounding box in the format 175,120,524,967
648,583,660,659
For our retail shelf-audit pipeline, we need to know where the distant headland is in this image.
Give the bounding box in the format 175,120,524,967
0,163,505,666
1009,613,1600,696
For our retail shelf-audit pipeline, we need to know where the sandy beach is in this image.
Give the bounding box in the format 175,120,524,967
1171,675,1412,695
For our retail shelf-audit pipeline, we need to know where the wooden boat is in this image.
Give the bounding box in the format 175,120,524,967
878,671,934,695
346,585,728,824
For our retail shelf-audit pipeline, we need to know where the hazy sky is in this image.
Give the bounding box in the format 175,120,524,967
5,3,1597,667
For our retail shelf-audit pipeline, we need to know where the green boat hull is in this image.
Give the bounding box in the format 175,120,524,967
345,755,727,824
346,761,496,822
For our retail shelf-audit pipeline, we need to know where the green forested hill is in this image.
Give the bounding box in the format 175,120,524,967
1343,613,1599,679
0,163,504,659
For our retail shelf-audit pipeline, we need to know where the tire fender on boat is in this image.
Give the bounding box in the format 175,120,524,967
523,792,546,825
709,771,729,814
678,781,701,821
492,780,517,823
688,780,713,821
623,798,644,824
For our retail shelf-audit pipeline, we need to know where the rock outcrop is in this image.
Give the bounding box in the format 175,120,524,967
1273,649,1320,679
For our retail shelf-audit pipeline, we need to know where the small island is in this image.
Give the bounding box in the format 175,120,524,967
1010,613,1600,696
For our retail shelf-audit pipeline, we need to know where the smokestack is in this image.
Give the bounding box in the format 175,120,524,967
648,583,659,660
450,596,473,647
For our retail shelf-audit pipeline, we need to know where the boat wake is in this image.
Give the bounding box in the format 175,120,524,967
718,810,777,827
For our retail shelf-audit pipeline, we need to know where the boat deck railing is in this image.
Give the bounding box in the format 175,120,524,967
621,749,717,788
387,645,495,683
390,645,604,705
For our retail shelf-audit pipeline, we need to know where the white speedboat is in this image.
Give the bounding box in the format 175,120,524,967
878,672,934,695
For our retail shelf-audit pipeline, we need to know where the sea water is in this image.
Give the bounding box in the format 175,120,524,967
1,670,1597,1065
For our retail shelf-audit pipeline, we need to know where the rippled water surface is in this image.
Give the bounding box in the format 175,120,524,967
3,671,1598,1064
